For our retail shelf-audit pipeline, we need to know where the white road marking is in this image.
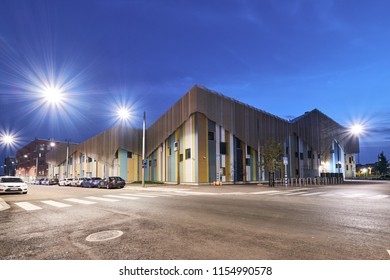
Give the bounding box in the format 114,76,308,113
252,191,281,195
300,192,326,196
122,193,158,198
41,200,72,208
105,195,140,200
320,193,337,197
85,196,119,202
341,193,365,198
263,191,283,195
15,202,42,211
64,198,97,205
368,195,389,199
283,191,308,196
171,193,190,196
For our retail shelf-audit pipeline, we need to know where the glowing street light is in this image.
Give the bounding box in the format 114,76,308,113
117,107,131,121
42,85,64,105
1,134,15,145
350,124,364,136
116,108,146,188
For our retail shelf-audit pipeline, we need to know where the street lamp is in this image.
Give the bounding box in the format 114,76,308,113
116,108,146,188
65,139,70,178
142,112,146,188
1,134,15,145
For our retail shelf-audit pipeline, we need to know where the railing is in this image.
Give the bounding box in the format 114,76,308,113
273,176,344,186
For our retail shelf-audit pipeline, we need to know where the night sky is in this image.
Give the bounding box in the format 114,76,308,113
1,0,390,168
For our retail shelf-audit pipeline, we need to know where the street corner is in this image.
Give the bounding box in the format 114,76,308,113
0,197,10,211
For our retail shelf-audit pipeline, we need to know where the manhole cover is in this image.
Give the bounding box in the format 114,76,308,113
86,230,123,242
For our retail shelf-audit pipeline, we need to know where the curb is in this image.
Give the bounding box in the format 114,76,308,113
0,197,10,211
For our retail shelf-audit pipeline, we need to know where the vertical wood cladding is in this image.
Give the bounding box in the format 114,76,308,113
197,113,208,183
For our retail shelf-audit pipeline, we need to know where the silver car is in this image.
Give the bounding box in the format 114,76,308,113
0,176,28,194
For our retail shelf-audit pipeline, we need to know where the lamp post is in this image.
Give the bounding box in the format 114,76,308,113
142,111,146,188
65,139,70,178
117,108,146,188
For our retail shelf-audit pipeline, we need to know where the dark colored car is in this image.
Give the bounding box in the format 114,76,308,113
98,176,126,189
49,178,59,185
81,177,102,188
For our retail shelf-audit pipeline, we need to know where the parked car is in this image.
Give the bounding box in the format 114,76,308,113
75,177,88,187
31,179,40,184
0,176,28,194
49,178,59,185
58,178,72,186
42,178,50,185
98,176,126,189
81,177,102,188
69,178,79,187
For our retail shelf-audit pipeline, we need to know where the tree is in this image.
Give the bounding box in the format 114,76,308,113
261,139,284,187
376,151,389,176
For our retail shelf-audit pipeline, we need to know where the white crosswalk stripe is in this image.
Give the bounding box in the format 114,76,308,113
368,194,389,199
122,193,158,198
64,198,97,205
300,192,326,196
41,200,72,208
85,196,119,202
252,190,281,195
171,193,190,196
105,195,140,200
319,193,337,197
341,193,365,198
153,194,172,197
15,202,42,211
283,191,308,196
264,191,283,195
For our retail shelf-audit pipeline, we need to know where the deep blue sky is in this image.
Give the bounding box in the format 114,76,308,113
1,0,390,166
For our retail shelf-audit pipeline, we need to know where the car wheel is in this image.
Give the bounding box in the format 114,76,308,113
22,191,27,194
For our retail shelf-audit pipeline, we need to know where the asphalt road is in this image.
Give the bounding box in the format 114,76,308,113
0,181,389,260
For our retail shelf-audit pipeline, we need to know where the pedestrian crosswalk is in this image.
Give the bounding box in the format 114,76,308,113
12,192,194,212
11,190,390,212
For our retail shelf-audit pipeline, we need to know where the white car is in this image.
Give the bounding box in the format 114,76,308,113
0,176,28,194
58,178,72,186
